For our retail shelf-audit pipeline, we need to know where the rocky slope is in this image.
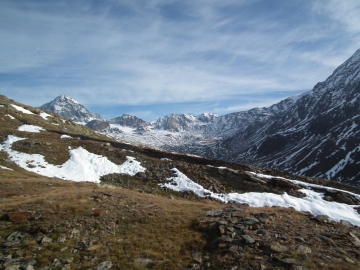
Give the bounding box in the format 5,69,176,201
1,94,360,269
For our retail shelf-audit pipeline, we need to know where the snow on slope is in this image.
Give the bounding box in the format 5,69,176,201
0,165,13,171
11,104,34,114
162,168,360,226
18,124,44,133
0,135,145,183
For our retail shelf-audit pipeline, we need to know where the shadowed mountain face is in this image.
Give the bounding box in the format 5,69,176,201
209,49,360,186
153,50,360,186
39,49,360,186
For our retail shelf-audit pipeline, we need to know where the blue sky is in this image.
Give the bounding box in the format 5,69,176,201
1,0,360,121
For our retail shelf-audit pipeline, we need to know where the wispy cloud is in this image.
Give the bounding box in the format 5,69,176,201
0,0,359,119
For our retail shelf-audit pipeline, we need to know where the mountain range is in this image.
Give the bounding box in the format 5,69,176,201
2,92,360,269
39,49,360,186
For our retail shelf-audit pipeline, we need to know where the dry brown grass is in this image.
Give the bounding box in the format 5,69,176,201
0,167,222,269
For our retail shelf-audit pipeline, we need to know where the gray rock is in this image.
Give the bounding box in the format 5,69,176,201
344,257,355,264
41,236,53,244
243,217,260,225
94,261,113,270
3,241,21,247
336,194,354,205
296,245,312,254
70,228,80,238
340,220,353,227
323,196,334,202
313,236,323,242
263,242,288,254
134,258,154,268
269,177,301,190
57,234,67,243
317,235,335,244
295,237,305,243
6,231,22,242
315,215,329,222
242,235,255,244
206,210,223,217
191,250,202,263
62,257,74,264
349,232,360,247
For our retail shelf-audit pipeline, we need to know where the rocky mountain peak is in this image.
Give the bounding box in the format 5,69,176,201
196,113,219,123
154,113,197,132
39,95,102,124
110,114,151,131
56,95,79,104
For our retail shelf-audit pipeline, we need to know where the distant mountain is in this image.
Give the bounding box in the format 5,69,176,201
39,49,360,186
110,114,152,132
184,49,360,186
39,95,102,124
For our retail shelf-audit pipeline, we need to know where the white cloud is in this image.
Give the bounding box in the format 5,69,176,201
1,0,360,118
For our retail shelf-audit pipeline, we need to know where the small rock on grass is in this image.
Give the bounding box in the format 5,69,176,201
134,258,154,268
191,250,202,263
94,261,113,270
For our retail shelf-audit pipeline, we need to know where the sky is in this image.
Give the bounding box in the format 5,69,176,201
1,0,360,121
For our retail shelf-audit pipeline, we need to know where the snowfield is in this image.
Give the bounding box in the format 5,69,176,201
11,104,34,114
0,135,145,183
39,111,52,120
18,124,44,133
60,134,73,139
0,165,13,171
162,168,360,226
1,134,360,226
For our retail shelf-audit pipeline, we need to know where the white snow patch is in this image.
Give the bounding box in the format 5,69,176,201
0,135,146,183
5,114,15,119
18,124,44,133
0,165,13,171
325,146,360,179
11,104,34,114
207,165,227,169
75,122,87,125
39,112,52,120
161,158,172,161
336,122,358,145
161,169,360,226
60,134,73,139
249,172,360,200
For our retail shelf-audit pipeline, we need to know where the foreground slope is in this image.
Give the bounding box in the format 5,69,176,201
3,95,360,269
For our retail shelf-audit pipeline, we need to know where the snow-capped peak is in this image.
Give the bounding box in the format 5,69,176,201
56,95,79,104
39,95,102,124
